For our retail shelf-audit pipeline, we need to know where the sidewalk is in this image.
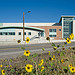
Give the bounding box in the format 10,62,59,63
0,39,75,46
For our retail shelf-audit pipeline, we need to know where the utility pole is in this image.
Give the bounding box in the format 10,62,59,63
23,12,25,41
23,11,31,41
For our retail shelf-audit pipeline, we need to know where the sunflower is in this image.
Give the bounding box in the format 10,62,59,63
25,64,33,72
49,57,53,61
20,73,23,75
0,64,2,67
38,59,44,66
69,64,72,68
51,58,53,61
41,66,44,72
40,59,44,65
17,40,21,44
70,67,75,73
10,65,12,67
6,65,8,68
53,46,57,50
66,38,71,44
24,50,30,56
2,69,5,75
48,51,50,55
26,37,30,43
70,33,74,40
53,55,55,59
69,47,71,49
61,59,64,63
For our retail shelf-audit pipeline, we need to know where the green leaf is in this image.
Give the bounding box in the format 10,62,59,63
9,59,13,62
33,53,38,57
50,63,54,67
62,66,68,69
27,56,32,60
42,48,45,51
21,46,25,50
10,69,15,73
60,51,65,56
51,43,56,47
72,55,75,58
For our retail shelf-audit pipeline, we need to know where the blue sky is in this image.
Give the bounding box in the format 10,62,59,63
0,0,75,23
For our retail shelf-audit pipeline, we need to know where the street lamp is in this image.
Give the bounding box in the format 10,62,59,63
23,11,31,41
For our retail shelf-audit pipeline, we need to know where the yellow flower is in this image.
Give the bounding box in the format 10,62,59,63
38,64,41,66
69,64,72,68
48,51,50,55
70,35,73,40
53,46,57,50
6,65,8,68
40,59,44,65
61,59,64,63
25,64,33,72
38,59,44,66
0,64,2,67
69,47,71,49
17,40,21,44
49,57,53,61
10,65,12,67
26,37,30,43
24,50,30,56
20,73,23,75
70,67,75,73
53,55,55,59
66,38,71,44
2,69,5,75
41,66,44,72
51,58,53,61
70,33,74,40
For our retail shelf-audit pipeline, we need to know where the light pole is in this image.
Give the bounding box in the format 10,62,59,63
23,11,31,41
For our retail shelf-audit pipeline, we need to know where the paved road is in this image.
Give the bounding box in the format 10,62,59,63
0,42,75,59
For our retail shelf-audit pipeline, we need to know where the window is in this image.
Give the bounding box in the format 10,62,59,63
12,32,15,35
59,29,61,31
9,32,12,35
49,35,52,37
19,32,21,35
24,32,26,35
49,29,52,32
49,35,56,37
41,32,44,37
38,33,40,36
49,29,56,32
28,32,31,35
0,32,2,35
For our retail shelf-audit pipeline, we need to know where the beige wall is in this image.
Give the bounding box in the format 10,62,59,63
0,29,41,41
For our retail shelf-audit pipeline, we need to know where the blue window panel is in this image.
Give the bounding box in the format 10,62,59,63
28,32,31,35
41,32,44,37
59,29,61,31
24,32,26,35
19,32,21,35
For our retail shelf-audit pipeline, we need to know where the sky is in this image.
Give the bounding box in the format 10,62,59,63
0,0,75,23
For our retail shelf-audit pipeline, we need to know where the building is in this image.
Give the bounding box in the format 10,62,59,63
0,16,75,42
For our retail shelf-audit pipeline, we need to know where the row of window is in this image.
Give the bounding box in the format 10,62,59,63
0,32,15,35
19,32,31,35
49,29,61,32
0,32,31,35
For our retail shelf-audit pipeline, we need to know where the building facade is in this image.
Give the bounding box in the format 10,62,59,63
0,16,75,41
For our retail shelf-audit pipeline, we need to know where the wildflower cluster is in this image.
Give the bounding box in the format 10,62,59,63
66,33,74,44
0,33,74,75
69,64,75,73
